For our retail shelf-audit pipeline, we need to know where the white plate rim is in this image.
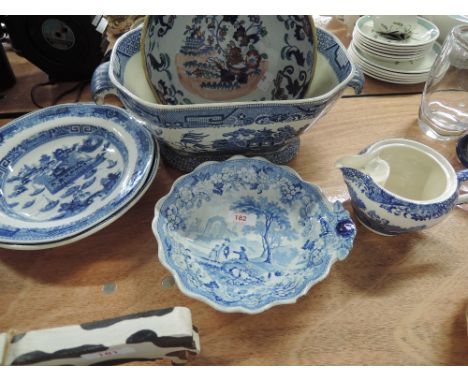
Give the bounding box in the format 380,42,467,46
355,15,440,48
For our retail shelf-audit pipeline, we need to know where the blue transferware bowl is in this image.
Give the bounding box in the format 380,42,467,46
152,156,356,313
92,25,364,172
141,16,318,105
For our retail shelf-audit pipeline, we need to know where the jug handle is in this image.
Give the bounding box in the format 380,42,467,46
348,66,365,95
456,169,468,204
91,61,118,105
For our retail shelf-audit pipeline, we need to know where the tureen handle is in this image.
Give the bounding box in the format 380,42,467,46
456,169,468,204
91,62,118,105
348,66,365,95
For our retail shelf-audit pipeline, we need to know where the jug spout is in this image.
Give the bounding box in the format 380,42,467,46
336,152,390,186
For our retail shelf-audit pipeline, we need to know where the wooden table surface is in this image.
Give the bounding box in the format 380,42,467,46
0,17,467,366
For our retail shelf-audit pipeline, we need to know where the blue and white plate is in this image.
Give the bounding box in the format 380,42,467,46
152,156,356,313
0,104,155,245
0,136,160,250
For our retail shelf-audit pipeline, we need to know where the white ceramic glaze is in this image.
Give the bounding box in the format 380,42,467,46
351,41,441,74
348,41,438,84
356,16,439,48
336,152,390,186
352,33,431,61
356,36,432,53
337,138,468,235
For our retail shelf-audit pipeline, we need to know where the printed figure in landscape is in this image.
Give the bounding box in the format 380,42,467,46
233,246,248,262
222,240,231,259
207,238,231,262
209,244,220,261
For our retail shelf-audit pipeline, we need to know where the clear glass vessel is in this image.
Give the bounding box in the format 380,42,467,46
418,25,468,140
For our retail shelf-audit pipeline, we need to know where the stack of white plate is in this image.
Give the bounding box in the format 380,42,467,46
349,15,440,84
0,104,159,250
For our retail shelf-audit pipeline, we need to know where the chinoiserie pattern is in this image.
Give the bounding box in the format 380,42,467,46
91,24,364,171
0,104,155,243
144,16,316,104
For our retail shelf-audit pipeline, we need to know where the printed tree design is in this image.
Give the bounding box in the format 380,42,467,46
179,131,210,150
230,196,292,263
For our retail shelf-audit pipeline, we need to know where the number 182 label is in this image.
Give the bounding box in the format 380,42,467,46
229,212,257,226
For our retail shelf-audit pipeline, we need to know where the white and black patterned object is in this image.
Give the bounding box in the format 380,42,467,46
0,307,200,366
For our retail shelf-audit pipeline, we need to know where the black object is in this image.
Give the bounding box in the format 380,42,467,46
0,42,16,90
456,134,468,168
3,15,108,82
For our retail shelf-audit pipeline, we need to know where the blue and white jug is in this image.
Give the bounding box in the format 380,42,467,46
336,138,468,235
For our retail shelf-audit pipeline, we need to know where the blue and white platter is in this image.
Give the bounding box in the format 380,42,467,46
0,103,156,247
152,156,356,313
0,135,160,250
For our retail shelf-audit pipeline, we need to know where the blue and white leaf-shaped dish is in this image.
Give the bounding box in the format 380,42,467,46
0,103,155,246
152,156,356,314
